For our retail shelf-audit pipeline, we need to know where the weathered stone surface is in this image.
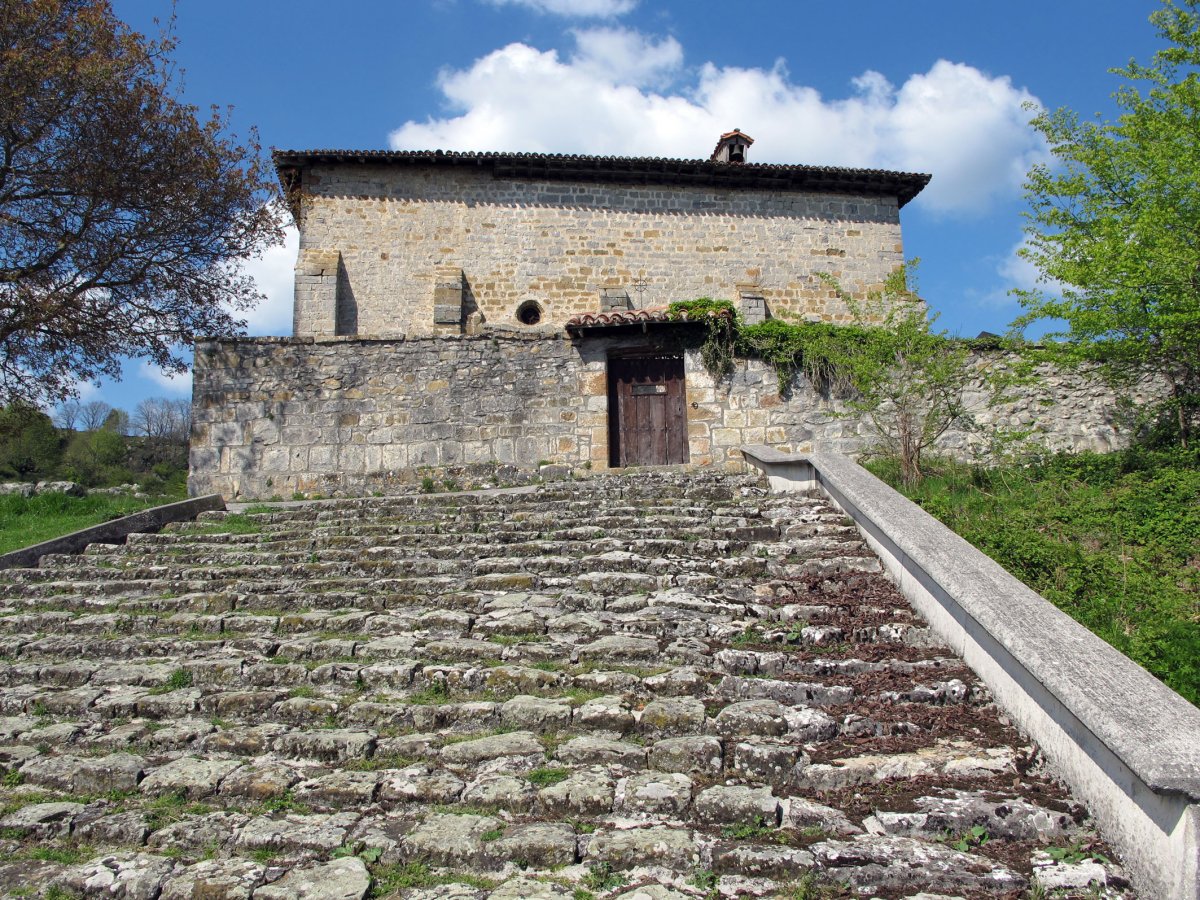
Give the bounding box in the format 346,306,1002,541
499,695,571,731
254,857,371,900
160,858,267,900
638,697,706,738
440,731,544,769
139,757,243,798
574,694,635,732
293,770,381,808
610,888,695,900
274,729,376,763
793,742,1016,792
400,813,503,868
379,766,466,805
538,770,615,816
576,635,660,664
693,785,780,826
585,825,698,870
555,736,645,769
461,773,536,812
21,752,144,794
710,699,789,738
814,835,1026,895
54,853,176,900
711,842,815,878
236,813,358,854
783,797,862,836
148,812,249,854
0,801,84,837
489,877,574,899
616,772,693,817
219,759,304,800
729,739,802,786
864,790,1074,842
648,736,723,776
485,822,577,868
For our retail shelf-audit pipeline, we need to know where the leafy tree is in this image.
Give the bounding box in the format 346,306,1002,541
62,425,125,485
1015,0,1200,448
101,407,130,435
813,267,977,487
0,0,283,406
0,404,62,478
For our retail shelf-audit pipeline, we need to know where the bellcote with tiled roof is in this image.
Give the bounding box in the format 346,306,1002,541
711,128,754,163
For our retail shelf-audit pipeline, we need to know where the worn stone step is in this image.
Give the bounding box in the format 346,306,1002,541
0,472,1134,899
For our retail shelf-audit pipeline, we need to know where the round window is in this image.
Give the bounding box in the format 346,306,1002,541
516,301,543,326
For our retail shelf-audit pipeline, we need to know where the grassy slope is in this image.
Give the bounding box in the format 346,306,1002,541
0,489,187,554
867,450,1200,705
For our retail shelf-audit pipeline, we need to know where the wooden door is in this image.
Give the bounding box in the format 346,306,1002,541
608,356,689,467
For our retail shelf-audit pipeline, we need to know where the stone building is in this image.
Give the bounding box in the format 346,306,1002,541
278,130,927,338
188,134,1134,498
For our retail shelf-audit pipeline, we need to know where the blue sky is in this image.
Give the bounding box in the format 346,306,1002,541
90,0,1165,416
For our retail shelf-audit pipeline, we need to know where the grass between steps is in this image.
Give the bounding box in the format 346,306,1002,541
866,448,1200,705
0,488,187,554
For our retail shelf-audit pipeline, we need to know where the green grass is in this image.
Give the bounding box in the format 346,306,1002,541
190,513,262,535
526,766,570,787
868,448,1200,704
0,489,186,554
368,861,497,896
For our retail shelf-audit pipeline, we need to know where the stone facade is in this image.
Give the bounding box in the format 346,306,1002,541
188,145,1157,499
282,154,921,338
190,332,1153,499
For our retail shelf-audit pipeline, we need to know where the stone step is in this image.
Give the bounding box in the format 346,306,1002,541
0,472,1134,899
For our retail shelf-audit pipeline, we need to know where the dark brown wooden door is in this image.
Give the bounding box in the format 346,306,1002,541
608,356,689,467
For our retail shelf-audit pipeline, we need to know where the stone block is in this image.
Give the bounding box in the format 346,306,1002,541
433,304,462,325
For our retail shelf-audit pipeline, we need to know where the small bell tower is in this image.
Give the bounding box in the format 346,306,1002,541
710,128,754,163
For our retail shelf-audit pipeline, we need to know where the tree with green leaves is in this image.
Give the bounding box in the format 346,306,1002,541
0,0,283,406
1015,0,1200,448
0,404,62,478
810,266,975,487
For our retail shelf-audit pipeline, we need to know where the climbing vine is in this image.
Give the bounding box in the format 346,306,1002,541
666,298,740,379
669,264,1016,485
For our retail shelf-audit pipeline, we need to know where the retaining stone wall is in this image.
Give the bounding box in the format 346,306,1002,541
189,334,1161,500
293,165,905,337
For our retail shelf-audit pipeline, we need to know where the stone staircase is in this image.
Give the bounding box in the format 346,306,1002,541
0,470,1132,899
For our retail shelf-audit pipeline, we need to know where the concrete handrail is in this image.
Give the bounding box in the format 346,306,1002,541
741,445,1200,900
0,494,226,570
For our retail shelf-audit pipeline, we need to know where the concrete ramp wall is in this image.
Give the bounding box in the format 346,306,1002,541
741,445,1200,900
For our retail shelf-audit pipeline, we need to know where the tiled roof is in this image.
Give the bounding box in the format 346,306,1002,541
565,305,734,331
273,148,930,207
711,128,755,160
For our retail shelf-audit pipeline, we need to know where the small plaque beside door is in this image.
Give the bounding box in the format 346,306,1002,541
631,383,667,395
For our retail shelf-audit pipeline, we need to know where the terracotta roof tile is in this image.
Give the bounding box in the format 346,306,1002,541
565,305,734,330
273,148,930,208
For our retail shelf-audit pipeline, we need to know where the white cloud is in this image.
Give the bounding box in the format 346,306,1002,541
240,224,298,336
570,27,682,88
998,240,1047,294
390,32,1047,216
972,239,1065,310
138,362,192,396
482,0,636,17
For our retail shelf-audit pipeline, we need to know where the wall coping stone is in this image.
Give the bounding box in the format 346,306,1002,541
0,494,226,570
195,330,572,346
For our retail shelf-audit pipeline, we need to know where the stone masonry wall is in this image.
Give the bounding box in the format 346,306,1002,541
190,334,1160,499
293,164,905,338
